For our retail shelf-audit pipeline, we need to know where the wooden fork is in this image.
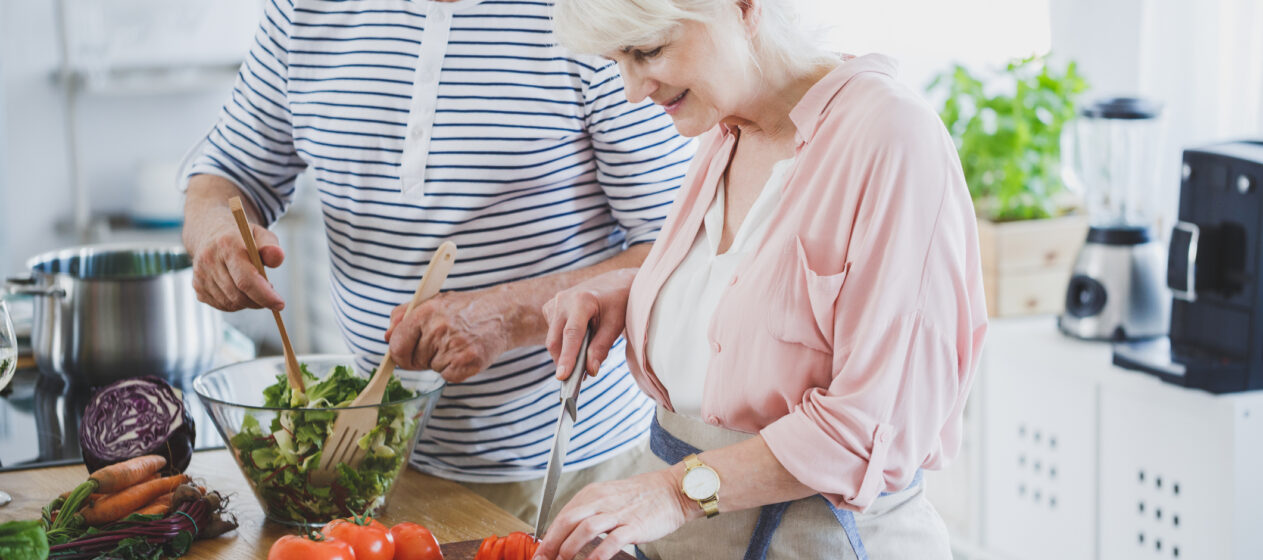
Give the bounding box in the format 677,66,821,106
313,241,458,484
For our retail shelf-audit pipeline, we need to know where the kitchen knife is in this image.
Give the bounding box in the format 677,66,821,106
534,327,592,537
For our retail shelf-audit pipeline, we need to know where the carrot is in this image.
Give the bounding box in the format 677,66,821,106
61,474,159,501
79,473,191,526
88,455,168,494
131,491,175,517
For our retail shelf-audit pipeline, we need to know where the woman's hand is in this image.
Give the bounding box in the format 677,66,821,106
533,468,697,560
542,269,637,380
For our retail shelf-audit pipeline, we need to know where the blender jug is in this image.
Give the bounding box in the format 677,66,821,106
1058,97,1171,341
1063,97,1165,229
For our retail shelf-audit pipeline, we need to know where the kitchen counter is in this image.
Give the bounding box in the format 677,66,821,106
0,449,530,559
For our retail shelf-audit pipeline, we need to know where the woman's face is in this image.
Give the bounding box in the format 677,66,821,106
605,7,757,137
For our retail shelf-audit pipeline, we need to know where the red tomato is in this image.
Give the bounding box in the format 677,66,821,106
500,533,517,560
508,532,532,560
323,517,396,560
390,522,443,560
268,534,357,560
474,535,497,560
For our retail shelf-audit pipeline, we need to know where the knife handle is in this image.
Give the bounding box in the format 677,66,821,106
561,328,591,404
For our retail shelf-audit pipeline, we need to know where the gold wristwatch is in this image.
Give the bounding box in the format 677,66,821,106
680,454,721,518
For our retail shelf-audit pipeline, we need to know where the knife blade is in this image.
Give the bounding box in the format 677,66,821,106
534,327,592,537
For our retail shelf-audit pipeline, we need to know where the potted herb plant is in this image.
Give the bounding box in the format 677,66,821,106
928,54,1090,316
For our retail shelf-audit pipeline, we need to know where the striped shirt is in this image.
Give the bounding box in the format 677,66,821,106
188,0,695,482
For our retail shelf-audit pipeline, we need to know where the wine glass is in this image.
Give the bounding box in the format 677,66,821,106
0,299,15,507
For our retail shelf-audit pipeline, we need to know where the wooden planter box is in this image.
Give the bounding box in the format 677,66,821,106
977,215,1088,317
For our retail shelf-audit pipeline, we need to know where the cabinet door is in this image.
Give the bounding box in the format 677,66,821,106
981,318,1104,560
1098,374,1235,560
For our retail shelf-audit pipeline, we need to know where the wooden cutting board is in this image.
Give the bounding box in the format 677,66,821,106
440,538,636,560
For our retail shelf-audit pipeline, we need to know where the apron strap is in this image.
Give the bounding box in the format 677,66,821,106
822,499,869,560
742,501,791,560
649,413,702,464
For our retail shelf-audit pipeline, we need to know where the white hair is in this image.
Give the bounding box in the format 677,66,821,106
553,0,833,75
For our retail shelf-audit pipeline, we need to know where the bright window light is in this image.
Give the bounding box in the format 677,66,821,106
798,0,1053,91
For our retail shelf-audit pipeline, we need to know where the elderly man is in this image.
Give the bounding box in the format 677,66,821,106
180,0,693,522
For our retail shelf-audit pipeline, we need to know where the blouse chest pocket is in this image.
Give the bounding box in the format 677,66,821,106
763,236,848,354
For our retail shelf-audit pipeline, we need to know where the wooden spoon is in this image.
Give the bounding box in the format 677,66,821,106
228,197,305,394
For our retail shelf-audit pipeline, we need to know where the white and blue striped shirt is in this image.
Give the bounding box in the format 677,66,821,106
189,0,695,482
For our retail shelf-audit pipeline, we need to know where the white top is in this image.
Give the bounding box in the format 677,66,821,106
647,156,796,418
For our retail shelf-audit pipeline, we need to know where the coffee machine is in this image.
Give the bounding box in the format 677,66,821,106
1114,140,1263,393
1058,98,1171,341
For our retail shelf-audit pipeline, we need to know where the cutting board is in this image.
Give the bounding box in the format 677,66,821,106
440,539,636,560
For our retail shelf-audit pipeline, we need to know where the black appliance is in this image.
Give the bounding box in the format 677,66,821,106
1114,140,1263,393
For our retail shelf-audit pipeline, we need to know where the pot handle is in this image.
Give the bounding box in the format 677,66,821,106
4,275,66,298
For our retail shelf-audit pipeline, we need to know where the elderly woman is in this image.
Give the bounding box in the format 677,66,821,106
536,0,988,558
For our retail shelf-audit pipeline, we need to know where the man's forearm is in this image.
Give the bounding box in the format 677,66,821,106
499,243,651,348
182,174,264,254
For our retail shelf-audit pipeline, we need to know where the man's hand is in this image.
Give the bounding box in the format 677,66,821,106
384,286,519,383
182,176,286,312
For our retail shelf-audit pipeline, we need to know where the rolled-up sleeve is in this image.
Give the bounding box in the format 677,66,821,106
759,92,988,512
578,58,695,246
185,0,307,226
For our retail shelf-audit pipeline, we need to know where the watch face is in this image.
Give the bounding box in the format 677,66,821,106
682,466,720,500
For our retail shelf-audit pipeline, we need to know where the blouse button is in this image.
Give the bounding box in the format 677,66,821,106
711,341,721,353
729,275,739,286
706,415,720,425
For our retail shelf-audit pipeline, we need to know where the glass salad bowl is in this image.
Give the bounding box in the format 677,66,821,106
192,354,445,527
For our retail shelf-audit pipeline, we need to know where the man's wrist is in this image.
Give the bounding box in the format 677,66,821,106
491,282,549,348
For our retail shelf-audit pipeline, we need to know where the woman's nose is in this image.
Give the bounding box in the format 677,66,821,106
621,66,658,104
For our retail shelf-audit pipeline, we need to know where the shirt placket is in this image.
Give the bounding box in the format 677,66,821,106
399,2,454,198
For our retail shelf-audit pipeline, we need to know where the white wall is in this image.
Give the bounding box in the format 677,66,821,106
0,0,251,274
807,0,1263,235
803,0,1053,97
1050,0,1263,233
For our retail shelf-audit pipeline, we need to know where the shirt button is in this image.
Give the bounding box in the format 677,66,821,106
420,68,438,83
706,415,719,425
409,126,425,139
878,432,890,444
711,341,721,353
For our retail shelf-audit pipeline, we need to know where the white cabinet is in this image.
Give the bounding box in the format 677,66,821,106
978,316,1103,560
1098,371,1263,560
937,316,1263,560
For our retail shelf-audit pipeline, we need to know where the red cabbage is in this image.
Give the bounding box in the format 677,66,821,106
78,376,196,475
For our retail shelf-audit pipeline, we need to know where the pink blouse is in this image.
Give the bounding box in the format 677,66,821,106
623,54,989,512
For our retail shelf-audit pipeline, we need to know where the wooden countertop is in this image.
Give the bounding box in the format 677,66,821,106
0,449,530,559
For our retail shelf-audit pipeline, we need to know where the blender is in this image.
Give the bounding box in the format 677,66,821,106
1058,97,1171,341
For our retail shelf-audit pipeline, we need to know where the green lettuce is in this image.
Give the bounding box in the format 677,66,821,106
230,364,420,524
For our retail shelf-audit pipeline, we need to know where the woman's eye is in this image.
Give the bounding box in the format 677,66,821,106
635,46,663,60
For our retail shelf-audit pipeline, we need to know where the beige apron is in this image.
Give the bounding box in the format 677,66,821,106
633,407,952,560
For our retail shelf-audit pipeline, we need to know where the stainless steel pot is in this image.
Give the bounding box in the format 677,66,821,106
4,243,220,386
